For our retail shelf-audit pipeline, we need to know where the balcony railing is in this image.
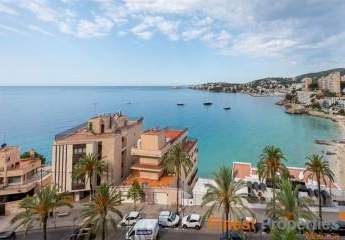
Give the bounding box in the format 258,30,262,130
131,143,171,158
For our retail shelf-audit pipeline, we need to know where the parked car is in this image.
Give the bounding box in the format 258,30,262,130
69,225,95,240
182,214,201,229
119,211,142,227
56,211,71,217
262,218,272,233
336,220,345,236
0,231,16,240
220,231,247,240
158,211,180,228
125,219,159,240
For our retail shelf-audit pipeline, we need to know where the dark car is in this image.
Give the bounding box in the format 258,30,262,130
220,231,247,240
262,219,272,233
0,231,16,240
69,227,95,240
335,220,345,236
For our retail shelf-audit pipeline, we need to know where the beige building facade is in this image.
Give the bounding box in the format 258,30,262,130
318,72,341,94
121,128,198,205
303,77,313,91
52,113,143,200
0,145,43,202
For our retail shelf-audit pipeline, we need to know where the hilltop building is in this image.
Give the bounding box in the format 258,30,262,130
303,77,313,91
52,113,143,201
318,72,341,94
121,128,198,205
0,145,47,202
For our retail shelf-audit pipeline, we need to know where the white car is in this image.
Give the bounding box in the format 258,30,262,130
56,211,70,217
182,214,201,230
119,211,142,227
158,211,180,228
125,219,159,240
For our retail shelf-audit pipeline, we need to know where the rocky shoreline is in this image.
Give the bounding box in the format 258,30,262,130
277,100,345,190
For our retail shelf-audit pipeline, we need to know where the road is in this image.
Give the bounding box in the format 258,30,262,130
16,227,267,240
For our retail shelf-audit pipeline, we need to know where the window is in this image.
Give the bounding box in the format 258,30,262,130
72,144,86,190
8,176,21,184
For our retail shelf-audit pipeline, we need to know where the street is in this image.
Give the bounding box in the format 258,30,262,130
16,227,267,240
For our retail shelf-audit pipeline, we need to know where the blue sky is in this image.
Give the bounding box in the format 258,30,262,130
0,0,345,86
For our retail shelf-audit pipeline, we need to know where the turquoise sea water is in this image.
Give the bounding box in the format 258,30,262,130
0,87,341,177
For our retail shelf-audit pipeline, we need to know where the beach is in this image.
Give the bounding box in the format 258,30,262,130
326,116,345,191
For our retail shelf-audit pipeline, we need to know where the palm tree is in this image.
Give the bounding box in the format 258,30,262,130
162,143,193,213
127,180,144,210
267,178,314,221
11,186,72,240
81,184,123,240
257,145,287,219
11,196,38,240
202,167,252,240
73,153,106,197
304,154,334,228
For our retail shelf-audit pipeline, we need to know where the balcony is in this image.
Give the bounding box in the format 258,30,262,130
131,143,170,158
0,180,36,196
130,162,163,173
2,160,41,177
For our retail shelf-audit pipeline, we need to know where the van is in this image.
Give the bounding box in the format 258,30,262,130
158,211,180,228
125,219,159,240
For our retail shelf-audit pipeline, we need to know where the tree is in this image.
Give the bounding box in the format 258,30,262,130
73,153,106,197
81,184,123,240
267,178,314,221
257,145,287,219
20,151,46,165
162,143,193,213
304,154,334,229
127,180,144,210
11,196,38,240
202,167,252,240
11,186,72,240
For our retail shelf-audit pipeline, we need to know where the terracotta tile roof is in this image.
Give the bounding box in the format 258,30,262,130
163,128,186,142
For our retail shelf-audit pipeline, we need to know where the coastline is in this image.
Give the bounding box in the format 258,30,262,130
287,107,345,190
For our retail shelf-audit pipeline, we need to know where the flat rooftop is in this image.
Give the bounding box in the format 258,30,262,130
143,128,187,143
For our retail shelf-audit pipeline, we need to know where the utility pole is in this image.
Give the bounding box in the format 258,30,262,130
40,167,43,188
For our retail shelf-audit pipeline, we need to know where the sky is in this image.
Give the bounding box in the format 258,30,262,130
0,0,345,86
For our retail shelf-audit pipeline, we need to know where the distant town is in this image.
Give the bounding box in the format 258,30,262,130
190,68,345,116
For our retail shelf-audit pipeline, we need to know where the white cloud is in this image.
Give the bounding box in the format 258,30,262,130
76,16,114,38
130,16,179,40
28,24,55,37
0,24,28,35
0,3,19,15
19,0,59,22
3,0,345,64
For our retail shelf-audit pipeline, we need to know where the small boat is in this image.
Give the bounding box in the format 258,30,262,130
177,103,185,106
223,107,231,110
203,102,213,106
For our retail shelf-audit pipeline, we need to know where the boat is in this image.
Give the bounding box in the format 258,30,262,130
177,103,185,106
203,102,213,106
223,107,231,110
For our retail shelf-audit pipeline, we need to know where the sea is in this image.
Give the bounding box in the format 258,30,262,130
0,86,341,177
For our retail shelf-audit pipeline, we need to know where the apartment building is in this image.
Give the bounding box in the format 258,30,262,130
318,72,341,94
0,145,43,202
121,128,198,205
303,77,312,91
52,113,143,200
